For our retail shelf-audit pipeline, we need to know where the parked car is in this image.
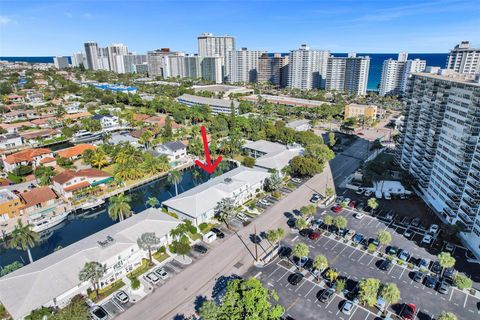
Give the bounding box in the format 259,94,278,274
335,196,344,204
353,233,364,244
287,218,296,228
424,275,438,288
90,306,109,320
309,231,321,240
259,198,271,206
193,244,208,254
411,217,421,227
437,280,450,294
341,300,354,315
431,261,442,274
418,258,430,269
288,272,304,285
154,268,169,280
114,290,129,304
304,258,314,270
236,212,249,222
369,238,380,247
310,194,322,203
443,267,455,280
318,289,335,303
144,272,161,285
312,218,323,229
385,210,394,221
364,190,373,197
211,227,225,239
379,259,392,271
421,234,433,245
398,250,410,261
348,200,356,208
386,246,399,255
291,177,302,183
413,271,425,282
429,224,439,234
279,246,292,258
444,242,455,252
345,229,355,240
331,205,342,213
341,198,351,206
337,228,348,238
354,212,365,220
356,188,365,195
297,256,308,268
403,229,414,239
400,303,417,320
356,202,365,211
299,228,313,237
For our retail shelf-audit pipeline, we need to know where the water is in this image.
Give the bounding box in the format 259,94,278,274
2,54,448,91
0,162,236,269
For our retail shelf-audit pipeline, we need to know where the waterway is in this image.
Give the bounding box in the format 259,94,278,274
0,161,236,269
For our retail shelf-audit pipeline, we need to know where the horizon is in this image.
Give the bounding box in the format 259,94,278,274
1,0,479,56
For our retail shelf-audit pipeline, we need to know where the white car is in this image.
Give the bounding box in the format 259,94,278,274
259,199,271,206
341,198,351,206
403,229,414,239
355,188,365,195
383,192,392,200
421,234,433,245
364,190,373,197
144,272,160,285
310,194,321,203
291,178,302,183
236,212,249,222
429,224,439,234
354,212,365,220
154,267,169,280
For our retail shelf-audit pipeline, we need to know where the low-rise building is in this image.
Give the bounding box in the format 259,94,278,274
163,166,270,226
0,133,23,150
0,209,181,320
240,94,331,108
0,189,22,222
56,144,96,161
6,94,24,103
176,94,240,115
243,140,303,173
344,103,378,120
156,141,187,162
108,132,141,148
19,186,59,216
20,129,62,145
52,169,112,198
91,114,121,130
286,119,311,131
2,110,38,123
1,148,54,172
191,85,254,98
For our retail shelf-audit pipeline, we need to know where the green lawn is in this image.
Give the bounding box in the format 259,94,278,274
127,259,153,280
89,279,125,302
7,173,23,184
152,251,170,263
188,232,202,241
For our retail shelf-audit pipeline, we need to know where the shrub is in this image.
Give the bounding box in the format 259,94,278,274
454,274,473,290
157,246,166,254
26,307,54,320
14,165,33,176
367,243,376,253
169,244,176,254
336,278,346,293
397,259,404,266
199,223,209,233
408,263,414,269
131,277,141,290
188,225,198,234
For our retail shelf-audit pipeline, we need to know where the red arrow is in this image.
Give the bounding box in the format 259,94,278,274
195,126,222,174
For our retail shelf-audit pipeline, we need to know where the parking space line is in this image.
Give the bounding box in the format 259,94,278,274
347,306,358,320
294,280,307,292
449,289,454,301
367,255,376,265
463,293,468,308
267,266,281,278
399,266,406,279
276,270,290,282
305,284,316,297
291,235,299,242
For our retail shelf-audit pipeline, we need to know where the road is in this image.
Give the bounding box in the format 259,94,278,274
118,166,336,320
329,138,370,187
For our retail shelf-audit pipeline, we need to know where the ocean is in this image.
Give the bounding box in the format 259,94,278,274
0,53,448,91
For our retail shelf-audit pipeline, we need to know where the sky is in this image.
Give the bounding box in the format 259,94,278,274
0,0,479,56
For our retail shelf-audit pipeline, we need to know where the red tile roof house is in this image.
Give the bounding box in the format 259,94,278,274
19,186,60,216
20,129,62,146
52,169,112,198
7,94,24,103
2,110,38,123
56,144,96,161
1,148,55,173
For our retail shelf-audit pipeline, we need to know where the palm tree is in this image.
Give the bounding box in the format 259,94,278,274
137,232,161,265
214,197,235,230
437,252,456,275
168,169,183,196
79,261,106,297
380,283,400,313
323,215,334,231
266,228,286,248
313,255,328,281
108,193,132,221
292,242,309,270
367,198,379,210
90,150,108,169
8,219,39,264
146,197,160,209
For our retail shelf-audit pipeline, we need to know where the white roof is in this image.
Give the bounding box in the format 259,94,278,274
286,119,310,128
0,209,181,320
163,166,269,219
243,140,303,171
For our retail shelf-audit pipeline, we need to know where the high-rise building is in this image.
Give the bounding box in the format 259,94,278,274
71,52,87,68
146,49,185,78
146,48,171,77
379,52,426,96
107,43,129,73
122,54,147,73
288,44,330,90
97,47,110,71
227,48,266,83
164,53,186,78
446,41,480,75
257,53,289,87
396,69,480,258
184,55,202,79
201,56,223,84
197,32,236,81
53,56,70,69
84,42,100,70
326,53,370,95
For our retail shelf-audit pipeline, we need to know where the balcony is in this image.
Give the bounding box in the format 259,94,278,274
457,212,474,228
446,199,459,211
462,195,479,208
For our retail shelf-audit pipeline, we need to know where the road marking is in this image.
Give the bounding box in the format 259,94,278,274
267,266,281,278
463,293,469,307
305,284,316,297
449,289,454,301
267,282,274,287
399,266,406,279
322,239,332,248
291,235,299,242
367,255,376,265
253,271,262,278
276,270,290,282
294,280,306,292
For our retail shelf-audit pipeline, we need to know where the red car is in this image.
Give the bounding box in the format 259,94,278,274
331,205,342,213
400,303,417,320
309,231,320,240
348,200,356,208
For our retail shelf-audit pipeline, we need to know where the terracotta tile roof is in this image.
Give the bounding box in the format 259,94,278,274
19,187,58,208
63,181,90,192
39,157,56,164
56,144,96,159
3,148,52,164
62,112,91,120
52,168,111,184
145,116,181,129
30,117,56,125
7,94,22,100
0,121,32,131
133,114,151,121
20,129,60,140
130,128,147,139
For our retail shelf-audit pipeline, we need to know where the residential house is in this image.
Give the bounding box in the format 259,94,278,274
108,132,141,148
0,121,33,134
56,144,96,161
2,110,38,123
156,141,187,162
2,148,55,173
6,94,24,104
286,119,312,131
92,114,121,130
0,133,23,150
0,189,22,222
20,129,62,146
0,209,181,320
52,168,112,198
30,117,58,128
19,186,59,216
144,116,181,130
243,140,303,173
62,111,91,121
163,166,270,226
26,92,44,104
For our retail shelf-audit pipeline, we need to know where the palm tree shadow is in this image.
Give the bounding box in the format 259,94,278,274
234,231,256,261
194,295,207,312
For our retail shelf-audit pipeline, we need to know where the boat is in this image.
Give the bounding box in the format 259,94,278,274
71,130,104,144
79,198,105,210
77,208,106,220
30,210,70,233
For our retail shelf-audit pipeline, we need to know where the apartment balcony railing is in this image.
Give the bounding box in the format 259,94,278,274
466,179,480,190
453,169,467,180
460,204,476,217
446,199,459,211
464,187,480,201
462,196,479,209
443,207,457,219
457,212,474,228
454,162,469,172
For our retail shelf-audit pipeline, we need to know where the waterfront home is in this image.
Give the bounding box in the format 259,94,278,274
56,144,96,161
20,129,62,146
64,101,85,114
243,140,303,173
0,121,33,134
108,132,142,148
1,148,54,173
52,168,112,198
6,94,24,104
0,209,181,320
0,133,23,150
156,141,187,162
144,115,181,130
30,117,57,128
2,109,38,123
0,189,22,223
163,166,270,226
91,114,121,130
286,119,311,132
19,186,59,216
62,111,91,121
176,94,240,115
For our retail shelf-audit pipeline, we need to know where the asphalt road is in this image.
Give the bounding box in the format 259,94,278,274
329,137,370,187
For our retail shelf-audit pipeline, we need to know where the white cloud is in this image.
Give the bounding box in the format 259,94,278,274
0,16,17,25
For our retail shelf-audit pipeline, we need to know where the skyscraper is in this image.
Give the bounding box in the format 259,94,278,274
53,56,70,69
197,32,236,81
227,48,266,83
446,41,480,75
396,69,480,258
107,43,129,73
84,42,100,71
287,44,330,90
71,52,87,68
379,52,426,96
257,53,289,87
146,49,185,78
325,53,370,95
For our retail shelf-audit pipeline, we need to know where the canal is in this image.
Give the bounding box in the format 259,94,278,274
0,161,236,269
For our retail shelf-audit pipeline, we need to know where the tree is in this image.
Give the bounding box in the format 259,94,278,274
168,169,182,196
325,187,335,197
137,232,161,266
145,196,160,208
377,230,392,246
289,156,323,177
325,268,339,283
328,132,336,147
453,273,472,289
323,215,334,231
214,197,235,230
266,228,285,248
199,278,284,320
78,261,106,297
313,255,328,279
334,216,348,230
295,218,309,230
437,252,456,273
304,144,335,165
358,278,381,307
8,219,39,264
241,156,256,168
335,278,346,293
380,283,400,312
264,170,283,192
367,197,378,210
34,166,56,185
292,242,309,265
0,261,23,277
52,295,89,320
163,116,173,139
107,193,132,221
90,150,108,169
300,205,316,219
437,312,458,320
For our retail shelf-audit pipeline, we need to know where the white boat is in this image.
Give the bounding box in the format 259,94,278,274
30,211,70,233
80,198,105,210
71,130,104,144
